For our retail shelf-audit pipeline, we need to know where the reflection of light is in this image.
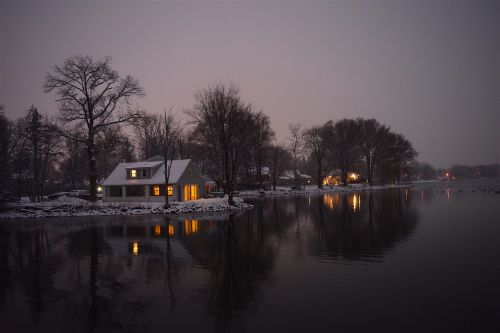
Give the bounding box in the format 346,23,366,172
168,224,175,237
351,194,361,212
132,242,139,256
447,189,451,202
323,193,340,210
405,189,408,201
184,219,199,236
154,225,161,236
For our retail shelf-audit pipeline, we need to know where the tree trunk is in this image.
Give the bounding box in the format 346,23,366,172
317,164,323,189
88,135,97,202
366,155,372,186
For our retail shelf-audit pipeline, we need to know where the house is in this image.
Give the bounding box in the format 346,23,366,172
278,170,313,187
102,156,213,202
246,167,271,186
322,169,364,186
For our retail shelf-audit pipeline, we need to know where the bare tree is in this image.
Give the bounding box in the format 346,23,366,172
160,109,181,208
132,112,163,160
249,111,275,188
378,132,417,184
287,123,304,189
189,83,253,205
44,55,144,201
269,144,290,190
332,119,360,186
303,121,334,189
357,118,390,186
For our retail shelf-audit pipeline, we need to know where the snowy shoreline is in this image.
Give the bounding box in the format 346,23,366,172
0,196,253,220
237,183,412,197
0,184,413,220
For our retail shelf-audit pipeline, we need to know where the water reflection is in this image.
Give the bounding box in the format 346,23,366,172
0,190,420,332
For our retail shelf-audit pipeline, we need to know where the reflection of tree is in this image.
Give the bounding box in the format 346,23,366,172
309,191,419,261
180,211,277,330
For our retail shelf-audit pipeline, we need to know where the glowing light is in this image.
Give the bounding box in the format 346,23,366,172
153,186,160,196
132,242,139,256
154,225,161,236
348,172,359,181
97,186,103,193
351,194,361,212
168,224,175,237
167,185,173,196
131,169,137,178
184,219,199,235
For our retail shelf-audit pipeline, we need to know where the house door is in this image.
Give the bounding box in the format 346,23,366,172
183,185,198,201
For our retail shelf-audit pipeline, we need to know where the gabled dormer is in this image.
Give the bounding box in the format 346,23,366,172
126,167,151,179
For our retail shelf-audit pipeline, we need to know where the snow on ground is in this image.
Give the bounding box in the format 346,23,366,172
238,184,412,197
0,195,253,220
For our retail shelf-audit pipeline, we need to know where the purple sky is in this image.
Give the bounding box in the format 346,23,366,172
1,0,498,168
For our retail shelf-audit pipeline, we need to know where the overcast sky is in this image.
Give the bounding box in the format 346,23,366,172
0,0,498,167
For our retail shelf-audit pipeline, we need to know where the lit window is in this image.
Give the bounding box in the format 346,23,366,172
167,185,173,196
154,225,161,236
131,169,137,178
153,186,160,196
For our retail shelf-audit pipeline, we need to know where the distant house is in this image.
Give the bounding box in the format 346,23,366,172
323,169,364,186
278,170,313,187
102,156,214,202
246,167,271,186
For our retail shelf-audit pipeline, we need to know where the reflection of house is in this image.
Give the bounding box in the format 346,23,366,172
102,156,214,202
278,170,313,187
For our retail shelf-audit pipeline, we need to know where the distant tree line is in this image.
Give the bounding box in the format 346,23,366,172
0,54,429,206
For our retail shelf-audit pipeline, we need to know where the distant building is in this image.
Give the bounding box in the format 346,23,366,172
102,156,214,202
278,170,313,187
322,169,364,186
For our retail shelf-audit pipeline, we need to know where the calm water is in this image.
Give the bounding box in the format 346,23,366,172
1,181,499,332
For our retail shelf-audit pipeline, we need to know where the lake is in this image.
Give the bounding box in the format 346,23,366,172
1,180,499,332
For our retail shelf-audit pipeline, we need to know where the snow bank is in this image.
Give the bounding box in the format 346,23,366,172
238,184,412,197
0,196,253,220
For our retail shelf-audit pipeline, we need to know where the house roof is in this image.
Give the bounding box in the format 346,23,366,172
103,159,192,186
282,170,312,179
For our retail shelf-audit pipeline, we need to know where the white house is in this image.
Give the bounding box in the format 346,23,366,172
102,156,213,202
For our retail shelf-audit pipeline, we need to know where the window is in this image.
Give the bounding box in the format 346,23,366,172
126,185,145,197
131,169,137,178
167,185,173,196
153,186,160,196
106,186,122,197
183,185,198,201
142,169,147,177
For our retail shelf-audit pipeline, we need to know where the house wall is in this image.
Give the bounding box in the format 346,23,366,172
103,184,181,202
177,161,207,200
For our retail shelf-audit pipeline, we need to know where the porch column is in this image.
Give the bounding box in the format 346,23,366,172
122,185,126,199
145,185,150,202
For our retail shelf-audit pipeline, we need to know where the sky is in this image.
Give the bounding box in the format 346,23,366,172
0,0,498,168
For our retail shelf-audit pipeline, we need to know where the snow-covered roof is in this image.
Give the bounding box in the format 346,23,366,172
248,167,270,176
103,159,192,186
282,170,313,179
122,161,163,169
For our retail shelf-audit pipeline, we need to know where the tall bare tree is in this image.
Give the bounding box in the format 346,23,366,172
304,121,334,189
357,118,390,186
160,109,181,208
249,111,275,188
333,119,360,186
269,144,291,191
44,55,144,201
287,123,304,189
189,83,253,205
